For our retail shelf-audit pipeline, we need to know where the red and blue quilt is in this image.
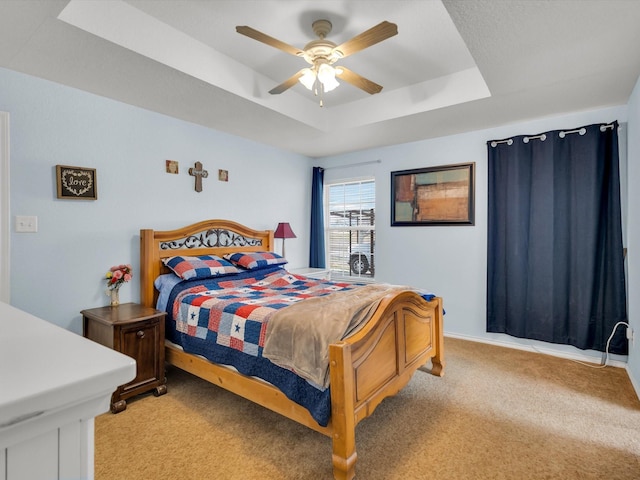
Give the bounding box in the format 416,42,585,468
172,268,359,356
162,266,361,426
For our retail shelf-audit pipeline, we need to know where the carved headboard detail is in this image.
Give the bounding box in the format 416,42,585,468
159,228,264,251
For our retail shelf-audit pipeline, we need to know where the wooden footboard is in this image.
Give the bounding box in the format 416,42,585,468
140,220,444,480
329,292,444,480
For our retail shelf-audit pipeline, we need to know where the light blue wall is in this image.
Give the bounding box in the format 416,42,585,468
319,104,634,368
626,74,640,393
1,67,311,333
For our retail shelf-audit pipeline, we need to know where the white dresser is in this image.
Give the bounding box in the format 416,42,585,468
0,302,136,480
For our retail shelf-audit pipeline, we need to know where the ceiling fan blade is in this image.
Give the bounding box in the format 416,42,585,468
335,67,383,94
269,70,306,95
236,26,304,57
333,21,398,58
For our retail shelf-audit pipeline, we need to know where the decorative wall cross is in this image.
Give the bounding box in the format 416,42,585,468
188,161,209,192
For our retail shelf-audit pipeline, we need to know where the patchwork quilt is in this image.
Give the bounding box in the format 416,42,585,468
163,266,362,426
171,269,360,359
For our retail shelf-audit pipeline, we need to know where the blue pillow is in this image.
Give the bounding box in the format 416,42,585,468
163,255,239,280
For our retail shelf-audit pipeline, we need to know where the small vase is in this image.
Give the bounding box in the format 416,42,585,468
110,288,120,307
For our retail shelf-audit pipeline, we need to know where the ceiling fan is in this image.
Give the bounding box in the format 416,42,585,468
236,19,398,106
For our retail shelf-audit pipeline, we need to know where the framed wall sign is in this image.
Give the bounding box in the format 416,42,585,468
56,165,97,200
391,162,475,226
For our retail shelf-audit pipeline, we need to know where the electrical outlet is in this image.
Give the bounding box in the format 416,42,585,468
627,327,634,345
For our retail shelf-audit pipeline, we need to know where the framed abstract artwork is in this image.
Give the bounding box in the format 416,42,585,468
391,162,475,226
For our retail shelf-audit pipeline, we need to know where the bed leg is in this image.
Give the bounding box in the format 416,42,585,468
329,342,357,480
431,357,445,377
332,449,357,480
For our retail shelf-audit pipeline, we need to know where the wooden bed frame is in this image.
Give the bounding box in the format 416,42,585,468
140,219,444,480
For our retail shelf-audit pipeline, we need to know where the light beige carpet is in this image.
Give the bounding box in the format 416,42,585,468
95,338,640,479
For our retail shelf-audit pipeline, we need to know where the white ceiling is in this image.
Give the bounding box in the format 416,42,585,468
1,0,640,158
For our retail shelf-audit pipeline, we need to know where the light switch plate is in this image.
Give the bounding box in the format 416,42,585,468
15,215,38,233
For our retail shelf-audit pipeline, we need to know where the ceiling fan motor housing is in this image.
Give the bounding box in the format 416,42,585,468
303,20,342,65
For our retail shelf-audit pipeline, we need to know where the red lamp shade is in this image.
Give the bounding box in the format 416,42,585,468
274,223,296,259
274,222,297,239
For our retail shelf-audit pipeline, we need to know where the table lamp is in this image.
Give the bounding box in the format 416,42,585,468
274,222,296,259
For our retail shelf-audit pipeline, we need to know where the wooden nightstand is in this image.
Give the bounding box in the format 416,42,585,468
81,303,167,413
290,267,331,280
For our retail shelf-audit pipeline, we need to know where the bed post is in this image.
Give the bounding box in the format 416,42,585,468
430,297,445,376
140,229,159,308
328,341,357,480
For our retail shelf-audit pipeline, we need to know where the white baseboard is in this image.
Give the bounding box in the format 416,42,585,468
444,332,628,369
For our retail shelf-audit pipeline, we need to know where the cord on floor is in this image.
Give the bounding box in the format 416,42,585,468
530,321,629,369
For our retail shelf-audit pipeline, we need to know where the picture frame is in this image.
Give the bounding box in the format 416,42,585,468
56,165,98,200
166,160,179,174
391,162,475,226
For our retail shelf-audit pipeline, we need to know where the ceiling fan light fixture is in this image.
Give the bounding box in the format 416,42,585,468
299,68,316,90
317,63,339,92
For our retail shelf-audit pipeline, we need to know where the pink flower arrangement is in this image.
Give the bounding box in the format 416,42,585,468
105,264,133,290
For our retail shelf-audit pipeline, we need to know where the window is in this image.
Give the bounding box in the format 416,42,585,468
325,179,375,280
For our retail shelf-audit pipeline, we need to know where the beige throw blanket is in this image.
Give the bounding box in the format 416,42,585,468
263,284,410,389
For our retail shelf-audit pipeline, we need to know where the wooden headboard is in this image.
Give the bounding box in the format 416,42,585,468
140,219,274,308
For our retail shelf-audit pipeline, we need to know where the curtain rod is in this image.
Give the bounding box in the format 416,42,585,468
321,159,382,171
490,123,616,147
